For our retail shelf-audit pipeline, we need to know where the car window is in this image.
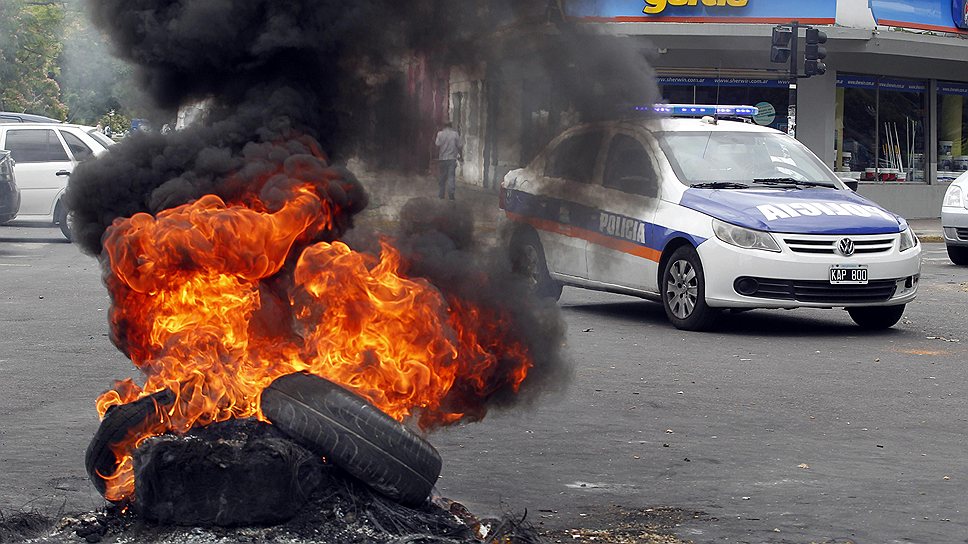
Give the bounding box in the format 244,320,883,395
60,130,94,161
657,131,839,184
4,129,70,163
546,130,603,184
603,134,658,197
88,129,114,148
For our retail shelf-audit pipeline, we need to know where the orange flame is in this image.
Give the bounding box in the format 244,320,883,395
95,147,533,502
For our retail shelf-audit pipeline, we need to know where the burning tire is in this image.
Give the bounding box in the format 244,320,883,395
261,373,442,506
85,389,175,498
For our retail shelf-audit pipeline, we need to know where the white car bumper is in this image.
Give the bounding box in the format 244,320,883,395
697,234,922,309
942,205,968,247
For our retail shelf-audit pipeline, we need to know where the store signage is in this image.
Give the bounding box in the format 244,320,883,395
836,75,927,93
657,76,786,88
869,0,966,33
644,0,747,15
565,0,836,23
939,81,968,96
955,0,968,29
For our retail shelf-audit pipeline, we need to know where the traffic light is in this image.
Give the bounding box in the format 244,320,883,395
770,26,793,64
804,27,827,76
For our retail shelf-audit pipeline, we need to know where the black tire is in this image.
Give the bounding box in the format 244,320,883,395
661,245,720,331
509,229,562,300
0,214,14,225
847,304,906,330
85,389,175,499
54,201,72,241
947,245,968,266
261,373,442,506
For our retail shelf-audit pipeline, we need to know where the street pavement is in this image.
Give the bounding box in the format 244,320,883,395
1,184,966,543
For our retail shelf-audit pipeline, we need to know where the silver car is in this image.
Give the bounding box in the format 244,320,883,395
942,171,968,265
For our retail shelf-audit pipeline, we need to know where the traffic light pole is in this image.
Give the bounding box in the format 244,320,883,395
788,21,799,138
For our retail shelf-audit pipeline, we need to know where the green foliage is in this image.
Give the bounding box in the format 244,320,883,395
58,0,135,125
97,109,129,135
0,0,68,118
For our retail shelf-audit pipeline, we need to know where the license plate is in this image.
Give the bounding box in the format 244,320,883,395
829,265,868,285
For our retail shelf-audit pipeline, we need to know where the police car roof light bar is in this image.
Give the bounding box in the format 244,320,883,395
641,104,760,117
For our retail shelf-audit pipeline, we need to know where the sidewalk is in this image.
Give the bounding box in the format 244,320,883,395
907,218,943,243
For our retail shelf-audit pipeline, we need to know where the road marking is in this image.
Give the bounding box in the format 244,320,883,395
0,263,31,267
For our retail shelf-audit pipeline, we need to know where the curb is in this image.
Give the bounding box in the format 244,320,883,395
917,235,944,244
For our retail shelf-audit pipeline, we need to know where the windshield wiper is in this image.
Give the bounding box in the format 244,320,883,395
689,182,750,189
752,178,836,188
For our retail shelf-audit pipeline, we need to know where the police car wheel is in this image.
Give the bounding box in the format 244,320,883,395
511,230,562,300
661,246,719,331
946,245,968,266
847,304,905,330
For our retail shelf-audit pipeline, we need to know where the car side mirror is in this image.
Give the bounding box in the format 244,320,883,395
840,178,859,191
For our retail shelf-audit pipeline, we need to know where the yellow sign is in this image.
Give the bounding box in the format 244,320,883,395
644,0,749,15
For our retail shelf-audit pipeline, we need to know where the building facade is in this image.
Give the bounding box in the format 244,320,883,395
448,0,968,219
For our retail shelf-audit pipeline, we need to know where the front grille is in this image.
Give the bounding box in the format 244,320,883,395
782,235,896,255
734,277,898,304
956,228,968,241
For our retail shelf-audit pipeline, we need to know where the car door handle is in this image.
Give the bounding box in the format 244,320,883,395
56,170,71,176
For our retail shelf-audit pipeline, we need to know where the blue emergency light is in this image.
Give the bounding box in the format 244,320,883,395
639,104,759,117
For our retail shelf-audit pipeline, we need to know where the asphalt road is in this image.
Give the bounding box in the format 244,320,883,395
1,222,966,543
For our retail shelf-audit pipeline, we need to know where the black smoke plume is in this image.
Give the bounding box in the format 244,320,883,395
68,0,656,422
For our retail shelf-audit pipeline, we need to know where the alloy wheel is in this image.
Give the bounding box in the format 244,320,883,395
665,259,698,319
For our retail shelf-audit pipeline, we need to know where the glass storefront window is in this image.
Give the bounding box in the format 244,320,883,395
658,78,789,132
836,74,927,183
937,81,968,182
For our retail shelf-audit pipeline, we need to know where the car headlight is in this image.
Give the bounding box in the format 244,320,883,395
712,218,780,252
898,227,918,252
942,185,964,208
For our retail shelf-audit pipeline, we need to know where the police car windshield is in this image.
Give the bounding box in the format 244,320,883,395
657,131,841,187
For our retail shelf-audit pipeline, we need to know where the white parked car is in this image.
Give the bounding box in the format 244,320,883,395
941,170,968,265
0,123,113,239
500,105,922,331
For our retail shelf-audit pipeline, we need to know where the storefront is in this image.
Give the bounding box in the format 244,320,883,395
444,0,968,218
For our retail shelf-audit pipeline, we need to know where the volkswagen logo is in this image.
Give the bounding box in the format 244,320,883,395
838,238,855,256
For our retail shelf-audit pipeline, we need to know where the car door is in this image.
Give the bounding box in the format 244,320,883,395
529,127,607,281
1,127,73,217
585,130,662,292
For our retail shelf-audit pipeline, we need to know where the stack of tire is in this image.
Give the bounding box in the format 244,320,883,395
86,373,442,509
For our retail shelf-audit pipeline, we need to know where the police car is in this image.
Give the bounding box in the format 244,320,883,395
500,105,921,331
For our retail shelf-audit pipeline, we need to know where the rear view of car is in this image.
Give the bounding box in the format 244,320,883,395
0,150,20,224
941,171,968,265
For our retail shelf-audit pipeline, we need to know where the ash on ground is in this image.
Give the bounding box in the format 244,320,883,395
2,483,540,544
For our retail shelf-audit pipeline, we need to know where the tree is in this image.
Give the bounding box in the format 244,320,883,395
58,0,136,125
0,0,68,118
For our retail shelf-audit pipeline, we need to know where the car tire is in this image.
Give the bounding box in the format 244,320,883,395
510,229,562,300
847,304,905,330
85,389,176,499
0,214,14,225
661,245,719,331
260,373,442,506
54,202,72,241
946,245,968,266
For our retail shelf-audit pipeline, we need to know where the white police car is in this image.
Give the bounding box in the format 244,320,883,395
500,105,921,331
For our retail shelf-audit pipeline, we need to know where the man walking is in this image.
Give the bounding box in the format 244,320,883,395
434,121,463,200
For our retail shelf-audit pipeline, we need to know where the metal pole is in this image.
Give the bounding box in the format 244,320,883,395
787,21,799,138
